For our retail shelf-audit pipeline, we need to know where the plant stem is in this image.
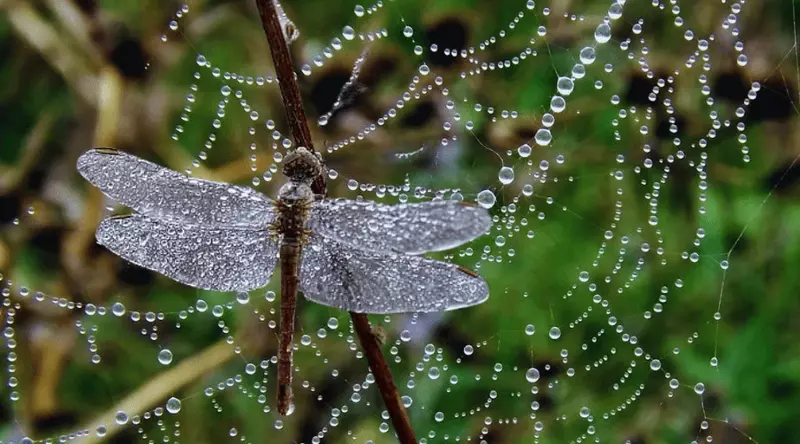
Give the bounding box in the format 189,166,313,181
254,1,417,442
254,0,325,195
351,312,418,444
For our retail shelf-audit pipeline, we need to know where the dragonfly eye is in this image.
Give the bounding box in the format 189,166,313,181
282,147,321,182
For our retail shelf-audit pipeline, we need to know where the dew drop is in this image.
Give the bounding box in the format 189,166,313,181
477,190,496,209
650,359,662,371
694,382,705,395
166,397,182,414
498,167,515,185
556,77,574,96
158,349,173,365
111,302,126,317
594,23,612,43
548,326,561,340
534,129,552,146
327,317,339,329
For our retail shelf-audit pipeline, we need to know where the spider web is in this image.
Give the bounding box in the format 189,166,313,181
1,0,798,443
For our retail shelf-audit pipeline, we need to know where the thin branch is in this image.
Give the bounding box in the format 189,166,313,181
254,0,324,194
253,1,417,442
351,313,418,444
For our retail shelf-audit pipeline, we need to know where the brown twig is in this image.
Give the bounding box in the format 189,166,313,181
351,313,418,444
254,1,417,442
254,0,325,194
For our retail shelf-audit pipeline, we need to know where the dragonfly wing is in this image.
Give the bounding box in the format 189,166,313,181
97,214,277,292
299,234,489,313
77,149,275,228
307,199,491,254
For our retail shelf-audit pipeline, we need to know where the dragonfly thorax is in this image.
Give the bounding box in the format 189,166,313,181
282,147,322,183
277,182,314,207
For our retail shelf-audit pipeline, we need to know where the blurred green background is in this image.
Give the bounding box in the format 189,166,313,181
1,0,799,443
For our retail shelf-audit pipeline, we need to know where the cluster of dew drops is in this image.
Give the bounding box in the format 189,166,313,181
0,0,764,442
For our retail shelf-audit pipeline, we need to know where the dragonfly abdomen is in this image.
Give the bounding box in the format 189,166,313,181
274,197,311,416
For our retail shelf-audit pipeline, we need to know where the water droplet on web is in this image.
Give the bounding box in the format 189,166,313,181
525,324,535,335
594,23,612,43
327,317,339,329
463,344,473,355
579,46,596,64
111,302,126,317
428,367,440,380
525,367,540,383
518,143,532,158
535,129,552,146
236,291,250,304
579,406,591,418
498,167,515,185
649,359,662,371
556,77,574,95
115,411,129,425
434,411,445,422
158,349,173,365
342,26,355,40
166,397,182,414
694,382,705,395
477,190,496,209
550,96,566,113
549,327,561,340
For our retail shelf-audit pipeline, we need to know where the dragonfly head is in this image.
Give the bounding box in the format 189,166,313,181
278,182,314,207
282,147,322,184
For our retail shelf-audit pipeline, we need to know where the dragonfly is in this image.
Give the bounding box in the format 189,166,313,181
77,147,492,415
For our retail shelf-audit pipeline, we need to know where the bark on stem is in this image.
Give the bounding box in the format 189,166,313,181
254,0,325,194
351,312,418,444
254,1,417,443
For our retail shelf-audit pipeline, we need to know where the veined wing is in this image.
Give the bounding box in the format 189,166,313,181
307,199,492,254
77,148,275,228
299,234,488,314
97,214,277,292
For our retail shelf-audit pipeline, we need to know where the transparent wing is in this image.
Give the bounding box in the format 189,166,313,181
97,214,277,292
299,235,489,313
77,148,275,228
308,199,492,254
